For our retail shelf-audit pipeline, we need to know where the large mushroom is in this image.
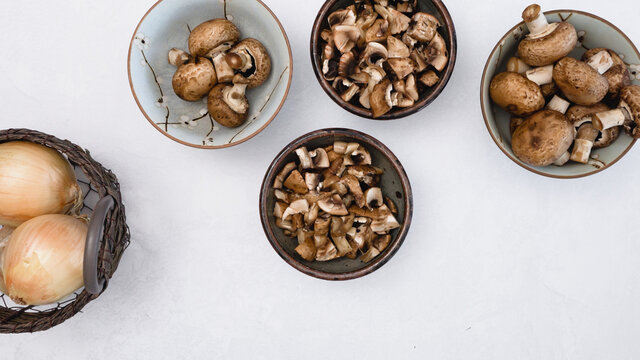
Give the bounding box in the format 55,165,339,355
489,72,545,116
171,57,217,101
582,48,632,101
188,19,240,57
553,57,609,106
518,4,578,66
511,109,575,166
227,38,272,89
207,74,249,128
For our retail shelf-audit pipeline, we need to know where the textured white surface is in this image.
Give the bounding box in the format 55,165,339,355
1,0,640,358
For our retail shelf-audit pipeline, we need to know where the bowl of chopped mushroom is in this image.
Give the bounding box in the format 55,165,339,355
260,128,413,280
311,0,457,120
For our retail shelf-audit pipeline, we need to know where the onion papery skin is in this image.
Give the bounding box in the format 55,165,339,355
0,226,13,294
2,215,87,305
0,141,82,227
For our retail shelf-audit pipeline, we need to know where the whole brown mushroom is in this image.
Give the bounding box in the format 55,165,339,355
207,74,250,128
511,109,574,167
518,4,578,67
172,57,217,101
489,72,545,116
553,57,609,106
228,38,272,89
582,48,632,101
188,19,240,57
566,103,619,148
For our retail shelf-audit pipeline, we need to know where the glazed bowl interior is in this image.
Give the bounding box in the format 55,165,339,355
260,129,413,280
128,0,292,149
311,0,457,120
481,10,640,178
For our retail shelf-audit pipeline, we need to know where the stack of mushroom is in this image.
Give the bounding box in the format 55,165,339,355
319,0,448,118
168,19,271,128
489,4,640,167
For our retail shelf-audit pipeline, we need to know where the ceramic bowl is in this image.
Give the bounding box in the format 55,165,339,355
128,0,292,149
310,0,457,120
259,128,413,280
481,9,640,178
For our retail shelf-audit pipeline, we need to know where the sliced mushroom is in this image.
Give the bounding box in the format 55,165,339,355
406,12,440,42
334,25,361,53
273,201,288,218
282,199,310,220
310,148,330,168
295,147,314,169
374,5,410,35
419,70,439,87
315,236,338,261
364,188,383,209
387,58,414,80
370,79,393,118
317,195,349,216
365,18,390,43
371,211,400,233
360,42,388,68
328,8,356,28
387,36,410,58
295,236,316,261
284,170,308,194
424,32,448,72
273,162,296,189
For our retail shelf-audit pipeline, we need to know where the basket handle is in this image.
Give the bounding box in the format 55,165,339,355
83,195,115,295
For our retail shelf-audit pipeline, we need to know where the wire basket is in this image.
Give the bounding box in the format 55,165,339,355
0,129,130,333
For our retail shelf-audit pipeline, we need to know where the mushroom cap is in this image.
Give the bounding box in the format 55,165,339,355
518,22,578,67
230,38,272,88
582,48,631,100
172,57,217,101
188,19,240,57
553,57,609,106
512,110,574,166
566,103,610,125
207,84,248,128
620,85,640,138
489,72,545,116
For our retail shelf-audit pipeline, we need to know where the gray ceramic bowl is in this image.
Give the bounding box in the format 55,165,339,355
128,0,292,149
311,0,457,120
481,9,640,178
259,129,413,280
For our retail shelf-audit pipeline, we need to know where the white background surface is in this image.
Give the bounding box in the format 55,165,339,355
1,0,639,359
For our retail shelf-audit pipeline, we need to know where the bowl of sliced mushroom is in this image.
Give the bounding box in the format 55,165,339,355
311,0,456,120
260,128,413,280
481,4,640,178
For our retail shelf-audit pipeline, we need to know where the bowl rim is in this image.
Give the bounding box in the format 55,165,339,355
259,128,414,280
127,0,294,149
309,0,457,121
480,9,639,179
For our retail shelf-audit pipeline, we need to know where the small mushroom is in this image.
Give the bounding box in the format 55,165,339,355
489,72,545,116
318,194,349,216
518,4,578,66
207,74,249,128
582,48,632,100
511,109,574,166
168,48,191,66
188,19,240,57
406,12,440,42
592,85,640,138
228,38,272,88
553,57,609,106
370,79,393,118
570,123,599,164
172,57,217,101
566,103,619,148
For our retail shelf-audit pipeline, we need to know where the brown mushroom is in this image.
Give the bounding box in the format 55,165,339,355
207,74,249,128
566,103,619,148
284,170,308,194
374,5,410,35
511,109,574,166
489,72,545,116
423,33,448,72
188,19,239,57
582,48,632,100
317,195,349,216
334,25,361,53
570,123,600,163
168,48,191,67
365,19,390,43
506,57,532,74
518,4,578,66
593,85,640,137
406,12,440,42
172,57,217,101
553,57,609,106
370,79,393,118
228,38,272,88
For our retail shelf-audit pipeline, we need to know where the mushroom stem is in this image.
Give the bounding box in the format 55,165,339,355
522,4,550,37
592,106,631,131
546,95,570,114
570,123,599,163
222,76,249,114
553,151,571,166
507,57,531,74
586,50,614,75
525,65,554,86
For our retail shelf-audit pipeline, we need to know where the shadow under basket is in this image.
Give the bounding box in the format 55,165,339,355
0,129,130,333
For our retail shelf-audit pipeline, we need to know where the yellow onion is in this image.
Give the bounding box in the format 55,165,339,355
0,141,82,227
0,226,13,294
2,215,88,305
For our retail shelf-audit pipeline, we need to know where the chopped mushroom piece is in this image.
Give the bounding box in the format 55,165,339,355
419,71,440,87
284,170,308,194
317,195,349,216
295,147,314,169
282,199,310,220
273,162,296,189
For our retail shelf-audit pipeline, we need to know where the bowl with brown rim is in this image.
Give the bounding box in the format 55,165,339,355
310,0,457,120
481,9,640,178
259,128,413,280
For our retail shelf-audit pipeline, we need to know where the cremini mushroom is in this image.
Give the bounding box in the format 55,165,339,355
518,4,578,66
168,48,191,66
570,123,599,163
172,57,217,101
591,85,640,138
207,74,249,128
489,72,545,116
228,38,272,88
582,48,632,100
188,19,240,57
424,33,448,72
370,79,393,118
553,57,609,106
511,109,574,166
566,103,619,148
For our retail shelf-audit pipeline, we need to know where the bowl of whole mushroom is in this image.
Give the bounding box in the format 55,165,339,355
481,4,640,178
311,0,457,120
128,0,292,148
260,128,413,280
